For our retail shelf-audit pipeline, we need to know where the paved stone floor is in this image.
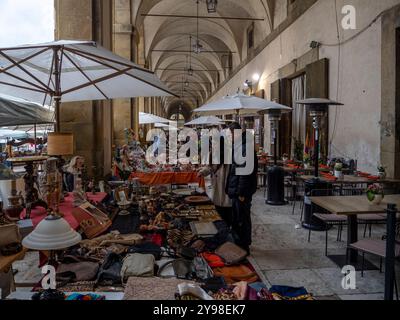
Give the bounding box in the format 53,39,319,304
249,190,400,300
9,190,400,300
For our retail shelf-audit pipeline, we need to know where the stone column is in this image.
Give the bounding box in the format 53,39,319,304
112,0,134,147
381,6,400,179
55,0,96,173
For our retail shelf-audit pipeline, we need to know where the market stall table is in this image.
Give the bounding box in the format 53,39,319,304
20,192,108,229
131,172,205,188
0,248,28,298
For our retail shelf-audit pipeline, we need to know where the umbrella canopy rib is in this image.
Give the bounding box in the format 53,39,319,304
66,47,153,74
61,66,134,96
62,51,109,100
0,51,50,90
0,81,47,94
0,47,49,74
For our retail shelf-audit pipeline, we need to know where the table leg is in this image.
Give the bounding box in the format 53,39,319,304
347,215,359,264
384,204,397,301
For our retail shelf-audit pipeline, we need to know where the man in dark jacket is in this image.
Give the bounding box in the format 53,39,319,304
225,122,258,254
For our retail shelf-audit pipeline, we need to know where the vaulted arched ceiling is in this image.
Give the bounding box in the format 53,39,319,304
132,0,276,115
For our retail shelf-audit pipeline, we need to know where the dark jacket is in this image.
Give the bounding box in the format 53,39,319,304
225,134,258,199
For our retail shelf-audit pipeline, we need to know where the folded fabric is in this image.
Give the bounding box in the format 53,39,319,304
320,173,337,181
65,293,106,301
215,242,248,265
248,282,268,293
269,285,314,300
201,252,225,268
232,281,248,300
213,265,258,284
124,277,196,300
358,172,371,177
368,175,380,180
57,262,100,282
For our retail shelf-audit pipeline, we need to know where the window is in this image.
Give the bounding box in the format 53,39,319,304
287,0,298,15
247,23,254,50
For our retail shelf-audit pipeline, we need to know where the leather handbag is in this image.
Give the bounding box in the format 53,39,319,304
192,256,213,280
121,253,155,282
57,262,100,283
127,242,162,260
0,223,21,248
172,259,194,280
96,252,123,286
215,242,247,265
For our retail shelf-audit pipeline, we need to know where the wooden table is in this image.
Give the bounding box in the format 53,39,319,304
0,248,28,298
0,248,28,273
310,195,400,300
301,175,400,185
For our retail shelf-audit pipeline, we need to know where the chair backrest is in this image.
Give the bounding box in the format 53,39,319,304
310,189,334,197
340,187,366,196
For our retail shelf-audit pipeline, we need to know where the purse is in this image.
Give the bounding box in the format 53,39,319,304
213,265,258,284
215,242,247,265
121,253,155,282
127,242,162,260
0,223,21,248
57,262,100,283
172,259,194,280
72,202,112,239
96,252,123,286
192,256,213,280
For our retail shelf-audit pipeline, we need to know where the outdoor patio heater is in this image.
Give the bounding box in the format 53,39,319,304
259,104,292,206
296,98,344,230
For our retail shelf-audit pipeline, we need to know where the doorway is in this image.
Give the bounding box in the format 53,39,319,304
395,27,400,177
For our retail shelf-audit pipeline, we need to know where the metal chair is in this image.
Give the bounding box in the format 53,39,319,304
307,188,347,256
349,222,400,300
291,177,305,219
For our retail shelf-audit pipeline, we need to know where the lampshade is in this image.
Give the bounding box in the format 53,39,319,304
47,133,74,156
258,103,292,121
22,215,82,251
296,98,344,116
295,98,344,106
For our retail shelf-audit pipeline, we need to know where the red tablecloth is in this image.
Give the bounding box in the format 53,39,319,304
20,192,108,230
130,172,205,188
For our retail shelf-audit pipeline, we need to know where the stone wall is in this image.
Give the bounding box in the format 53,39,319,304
205,0,400,176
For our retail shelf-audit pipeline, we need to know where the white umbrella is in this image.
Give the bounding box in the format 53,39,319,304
139,112,170,125
194,93,283,116
0,129,31,139
184,116,224,127
154,123,179,131
0,94,54,127
0,40,175,130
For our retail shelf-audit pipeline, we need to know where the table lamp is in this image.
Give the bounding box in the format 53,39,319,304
47,133,74,212
258,103,292,206
22,214,82,263
295,98,344,230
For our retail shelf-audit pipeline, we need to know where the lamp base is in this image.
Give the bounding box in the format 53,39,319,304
266,166,287,206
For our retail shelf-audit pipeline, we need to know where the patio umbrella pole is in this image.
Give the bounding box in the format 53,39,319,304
34,123,37,155
53,47,61,133
313,115,320,178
